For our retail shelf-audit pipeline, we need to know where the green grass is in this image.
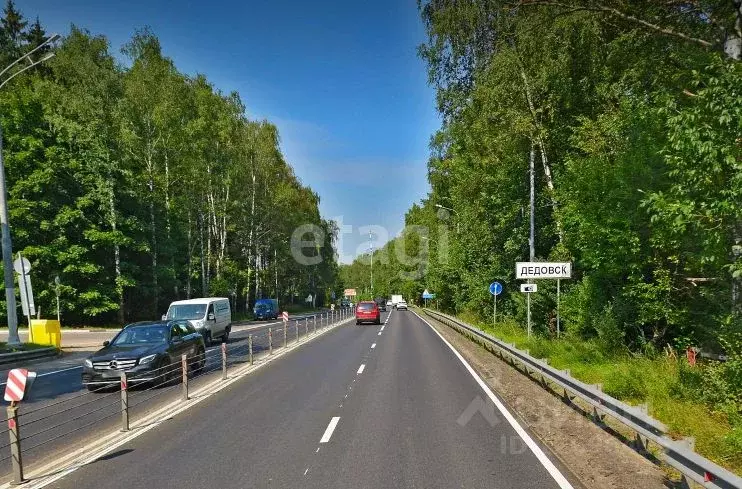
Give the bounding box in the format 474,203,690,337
456,311,742,475
0,342,55,354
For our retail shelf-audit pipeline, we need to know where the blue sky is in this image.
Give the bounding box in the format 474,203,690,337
19,0,439,263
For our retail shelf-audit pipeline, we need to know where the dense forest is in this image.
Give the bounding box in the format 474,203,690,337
344,1,742,354
0,1,339,325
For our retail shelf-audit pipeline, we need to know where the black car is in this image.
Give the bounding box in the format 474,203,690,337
374,297,387,312
82,321,206,391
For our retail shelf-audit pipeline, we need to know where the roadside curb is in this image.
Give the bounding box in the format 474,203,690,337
0,347,59,366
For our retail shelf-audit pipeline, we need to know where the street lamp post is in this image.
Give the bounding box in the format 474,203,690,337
368,231,373,297
0,34,59,345
435,203,459,233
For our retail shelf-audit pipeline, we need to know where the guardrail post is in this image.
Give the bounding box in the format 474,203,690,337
248,334,254,365
221,343,227,380
181,354,189,401
120,372,129,432
313,315,316,334
269,327,273,355
7,404,23,484
283,322,287,348
295,320,299,343
305,318,309,337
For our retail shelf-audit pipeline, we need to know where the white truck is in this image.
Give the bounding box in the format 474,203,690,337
391,295,403,308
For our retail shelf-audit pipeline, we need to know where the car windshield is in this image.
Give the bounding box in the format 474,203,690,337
111,326,168,346
166,304,206,320
254,303,268,311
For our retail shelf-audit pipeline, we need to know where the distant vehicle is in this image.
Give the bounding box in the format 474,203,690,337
82,321,205,391
374,297,387,312
396,300,408,311
391,295,403,308
386,300,393,307
355,301,381,325
164,297,231,346
253,298,279,321
340,298,352,308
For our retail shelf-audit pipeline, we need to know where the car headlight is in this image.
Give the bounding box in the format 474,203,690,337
139,354,157,365
84,359,93,368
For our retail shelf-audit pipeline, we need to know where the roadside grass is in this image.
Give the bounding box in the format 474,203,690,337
456,311,742,475
0,341,54,353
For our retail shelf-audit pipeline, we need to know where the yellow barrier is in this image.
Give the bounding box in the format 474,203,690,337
29,320,61,348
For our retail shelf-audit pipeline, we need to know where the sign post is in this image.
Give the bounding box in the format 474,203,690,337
516,262,571,338
14,254,35,328
422,289,434,308
557,279,561,338
520,283,538,337
489,282,502,325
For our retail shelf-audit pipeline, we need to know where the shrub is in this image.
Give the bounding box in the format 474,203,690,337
604,366,648,401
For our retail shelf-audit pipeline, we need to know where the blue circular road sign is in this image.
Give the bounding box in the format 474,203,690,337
489,282,503,296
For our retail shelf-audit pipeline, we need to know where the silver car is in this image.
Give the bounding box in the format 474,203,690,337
396,301,408,311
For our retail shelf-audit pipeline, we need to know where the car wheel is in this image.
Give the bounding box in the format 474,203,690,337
356,320,360,325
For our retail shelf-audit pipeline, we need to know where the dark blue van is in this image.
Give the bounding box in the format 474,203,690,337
253,298,279,320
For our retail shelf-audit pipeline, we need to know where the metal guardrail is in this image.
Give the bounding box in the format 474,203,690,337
0,347,59,366
423,308,742,489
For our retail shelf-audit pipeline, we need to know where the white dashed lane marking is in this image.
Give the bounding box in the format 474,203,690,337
357,364,365,374
320,417,340,443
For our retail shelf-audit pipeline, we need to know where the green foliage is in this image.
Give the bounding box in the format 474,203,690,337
411,0,742,356
0,8,339,325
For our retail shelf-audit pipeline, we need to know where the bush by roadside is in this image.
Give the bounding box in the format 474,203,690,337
456,311,742,475
0,342,54,354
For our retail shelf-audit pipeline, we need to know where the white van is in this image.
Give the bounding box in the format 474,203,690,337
163,298,232,346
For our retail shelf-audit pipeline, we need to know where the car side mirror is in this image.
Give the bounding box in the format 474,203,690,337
103,340,110,347
161,314,167,320
208,313,215,321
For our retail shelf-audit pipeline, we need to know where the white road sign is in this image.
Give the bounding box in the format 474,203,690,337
13,256,31,275
516,262,571,280
520,283,538,293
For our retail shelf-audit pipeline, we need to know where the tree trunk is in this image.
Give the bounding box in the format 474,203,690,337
109,186,124,324
518,59,563,242
246,168,257,310
187,209,192,299
200,210,207,297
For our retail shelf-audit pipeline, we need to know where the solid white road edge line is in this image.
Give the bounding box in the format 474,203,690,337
320,417,340,443
0,365,84,386
377,332,382,336
411,311,575,489
8,316,355,489
357,364,365,374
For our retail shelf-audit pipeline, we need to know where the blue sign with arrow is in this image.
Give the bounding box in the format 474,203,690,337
489,282,503,296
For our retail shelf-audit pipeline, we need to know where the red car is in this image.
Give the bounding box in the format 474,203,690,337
355,301,381,325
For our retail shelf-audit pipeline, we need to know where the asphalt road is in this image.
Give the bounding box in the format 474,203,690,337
36,308,576,489
0,311,341,483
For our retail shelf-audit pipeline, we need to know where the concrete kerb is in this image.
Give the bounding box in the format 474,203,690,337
1,315,355,489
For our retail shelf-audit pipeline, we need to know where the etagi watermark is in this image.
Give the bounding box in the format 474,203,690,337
289,212,454,278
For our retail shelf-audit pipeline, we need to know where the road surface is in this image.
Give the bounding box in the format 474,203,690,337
28,308,577,489
0,311,339,483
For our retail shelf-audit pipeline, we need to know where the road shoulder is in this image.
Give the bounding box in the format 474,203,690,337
423,312,668,489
